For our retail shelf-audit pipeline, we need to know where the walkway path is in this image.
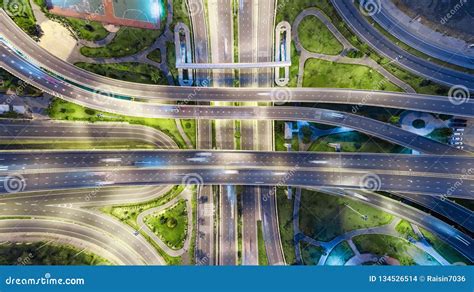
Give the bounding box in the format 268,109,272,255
67,0,176,85
293,188,451,266
292,8,415,92
175,119,194,149
136,187,194,258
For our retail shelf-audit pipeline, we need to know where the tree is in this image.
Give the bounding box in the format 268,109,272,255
150,71,161,84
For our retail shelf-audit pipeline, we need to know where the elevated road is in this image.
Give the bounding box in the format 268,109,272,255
0,185,173,265
370,0,474,70
316,188,474,263
0,120,178,149
0,150,472,198
331,0,474,91
392,192,474,234
0,46,468,156
1,12,473,118
0,220,143,265
176,61,291,69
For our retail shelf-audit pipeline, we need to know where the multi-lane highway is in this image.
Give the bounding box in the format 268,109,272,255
0,120,178,149
368,0,474,69
315,187,474,263
1,50,468,155
392,192,474,235
1,11,473,118
187,0,216,266
331,0,474,91
1,3,473,269
0,150,472,198
0,185,174,265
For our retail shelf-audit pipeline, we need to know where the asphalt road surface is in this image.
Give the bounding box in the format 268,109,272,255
331,0,474,91
0,120,178,149
0,150,472,197
1,18,473,118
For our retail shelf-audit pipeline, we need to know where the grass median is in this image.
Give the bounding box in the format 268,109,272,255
144,200,188,250
101,185,184,265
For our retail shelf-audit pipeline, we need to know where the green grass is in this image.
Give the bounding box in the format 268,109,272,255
353,234,431,266
257,220,269,266
274,121,299,152
298,15,343,55
301,242,324,265
2,0,39,37
0,241,110,265
237,189,243,265
80,27,162,58
171,0,191,30
274,121,287,151
427,128,453,144
307,131,406,153
395,220,420,241
65,17,109,41
275,0,450,95
75,62,168,85
0,69,42,95
188,188,197,264
325,241,354,265
303,59,401,91
234,120,241,150
420,228,472,265
166,42,178,84
276,187,296,265
0,139,156,150
287,43,300,88
48,98,189,149
101,185,184,265
181,119,196,148
144,200,188,250
359,5,473,75
147,49,162,63
299,189,393,241
101,185,184,230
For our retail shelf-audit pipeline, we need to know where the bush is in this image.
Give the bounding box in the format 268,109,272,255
167,217,177,229
85,108,96,116
346,49,364,58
